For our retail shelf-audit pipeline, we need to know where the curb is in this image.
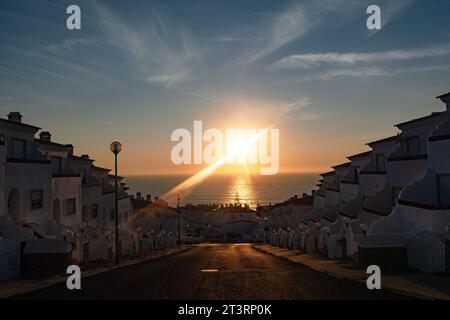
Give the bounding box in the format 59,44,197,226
1,246,192,299
252,245,450,300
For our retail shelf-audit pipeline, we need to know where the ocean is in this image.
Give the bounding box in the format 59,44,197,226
125,173,319,208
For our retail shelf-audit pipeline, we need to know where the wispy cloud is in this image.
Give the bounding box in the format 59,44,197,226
273,45,450,69
43,38,97,52
380,0,415,29
210,37,241,43
238,0,415,65
299,64,450,81
93,2,201,88
243,3,310,64
221,95,318,125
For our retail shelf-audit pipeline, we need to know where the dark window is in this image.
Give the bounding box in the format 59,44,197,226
67,198,76,215
30,190,43,209
81,169,87,184
406,136,421,156
12,138,26,158
110,209,115,221
375,154,386,172
82,205,88,222
437,174,450,204
92,204,98,218
51,156,63,174
124,211,128,223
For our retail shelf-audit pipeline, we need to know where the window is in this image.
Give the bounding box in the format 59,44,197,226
91,204,99,218
12,138,26,158
81,169,87,184
110,209,115,221
51,156,63,174
375,154,386,172
124,211,128,223
30,190,43,209
82,205,88,222
406,136,421,156
67,198,76,215
437,174,450,204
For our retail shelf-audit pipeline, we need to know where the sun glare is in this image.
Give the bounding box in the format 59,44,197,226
232,137,250,162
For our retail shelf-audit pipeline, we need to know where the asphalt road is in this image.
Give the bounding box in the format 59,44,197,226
12,244,409,300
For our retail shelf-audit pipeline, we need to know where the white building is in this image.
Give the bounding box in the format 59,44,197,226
0,112,172,282
359,93,450,272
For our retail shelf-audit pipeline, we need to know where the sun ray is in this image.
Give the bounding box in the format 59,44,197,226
163,129,267,204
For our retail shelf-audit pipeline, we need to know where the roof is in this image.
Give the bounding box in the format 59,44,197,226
287,194,314,206
395,112,444,128
436,92,450,99
320,171,335,177
0,117,40,131
332,162,351,170
131,198,153,209
69,155,94,162
347,150,372,160
366,134,399,147
108,173,124,180
92,165,111,172
35,139,72,149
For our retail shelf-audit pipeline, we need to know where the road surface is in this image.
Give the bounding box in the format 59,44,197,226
12,244,409,300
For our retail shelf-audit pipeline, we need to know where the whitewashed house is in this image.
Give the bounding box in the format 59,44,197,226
35,133,82,231
330,135,399,259
359,93,450,272
0,113,71,281
299,171,335,253
1,113,53,238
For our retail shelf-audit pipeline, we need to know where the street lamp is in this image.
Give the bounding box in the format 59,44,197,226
177,194,181,249
110,141,122,265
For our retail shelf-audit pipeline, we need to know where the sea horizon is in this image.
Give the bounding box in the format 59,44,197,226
125,172,320,208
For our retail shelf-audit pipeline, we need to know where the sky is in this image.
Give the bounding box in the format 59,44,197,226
1,0,450,175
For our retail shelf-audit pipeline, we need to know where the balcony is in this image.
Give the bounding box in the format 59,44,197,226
362,183,395,217
321,203,341,224
6,157,50,165
399,169,450,210
340,194,363,220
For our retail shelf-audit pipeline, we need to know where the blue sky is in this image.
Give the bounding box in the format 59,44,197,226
1,0,450,174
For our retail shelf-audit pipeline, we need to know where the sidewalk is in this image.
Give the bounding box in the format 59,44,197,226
0,246,191,299
253,244,450,300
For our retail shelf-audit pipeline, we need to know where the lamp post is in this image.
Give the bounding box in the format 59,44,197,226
110,141,122,265
177,194,181,249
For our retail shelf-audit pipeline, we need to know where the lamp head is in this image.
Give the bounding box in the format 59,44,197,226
110,141,122,155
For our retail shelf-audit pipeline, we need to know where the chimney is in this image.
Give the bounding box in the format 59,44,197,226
39,131,51,142
146,194,152,201
65,144,74,156
81,154,89,159
7,112,22,123
437,92,450,112
136,192,142,200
